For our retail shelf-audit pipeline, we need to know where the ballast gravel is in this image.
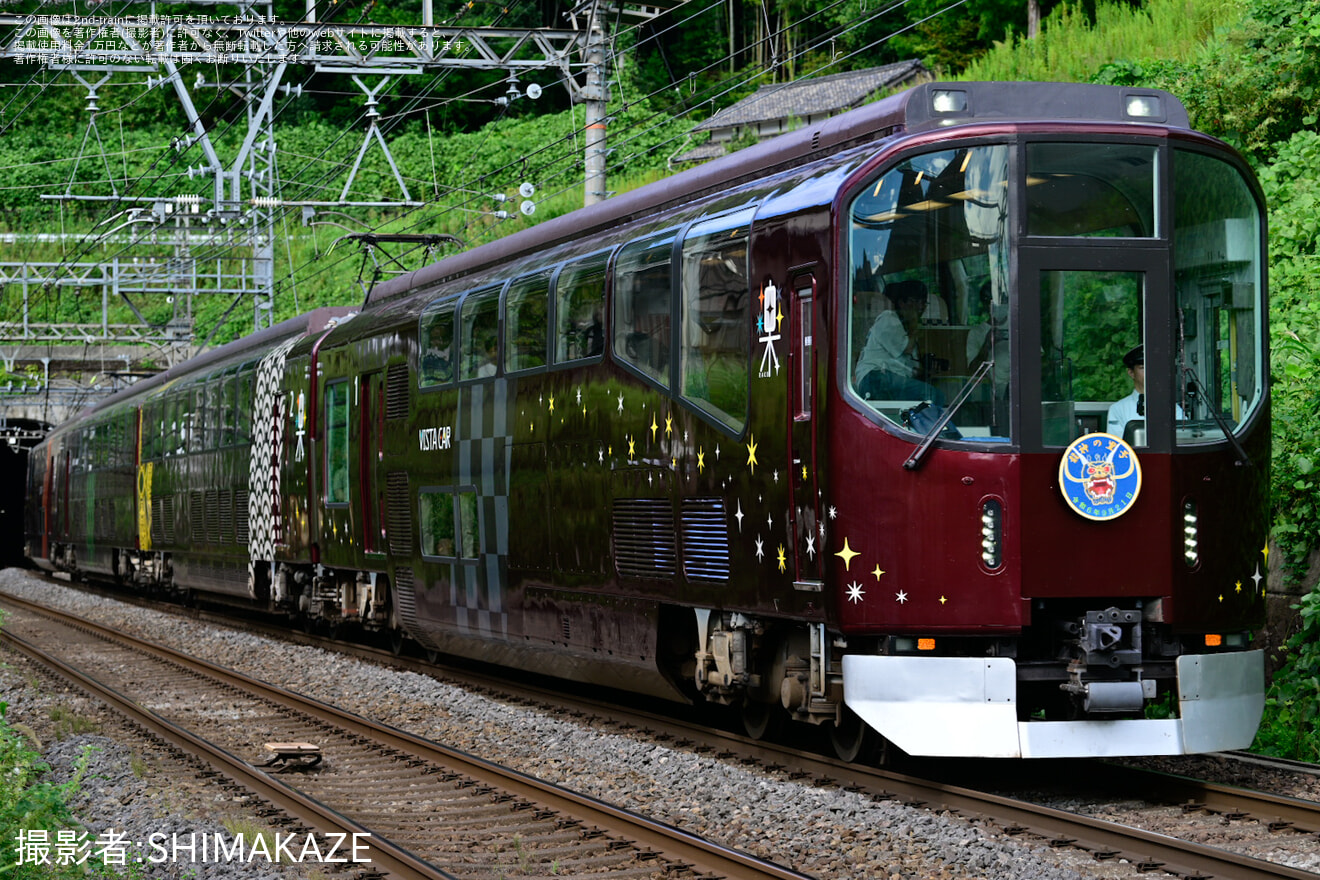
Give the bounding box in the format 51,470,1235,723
0,568,1142,880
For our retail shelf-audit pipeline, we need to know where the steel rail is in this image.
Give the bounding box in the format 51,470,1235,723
16,581,1320,880
0,592,815,880
0,626,457,880
1094,763,1320,834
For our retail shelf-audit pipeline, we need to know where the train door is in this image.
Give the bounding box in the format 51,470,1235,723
359,370,386,556
788,273,823,593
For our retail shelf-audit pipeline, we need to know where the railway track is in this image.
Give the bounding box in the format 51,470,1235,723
7,578,1320,880
0,592,813,880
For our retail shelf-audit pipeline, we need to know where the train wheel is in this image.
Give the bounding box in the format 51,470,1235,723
389,630,406,656
827,705,881,764
740,699,783,741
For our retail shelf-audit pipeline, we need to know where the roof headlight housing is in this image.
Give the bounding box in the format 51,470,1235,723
931,89,968,114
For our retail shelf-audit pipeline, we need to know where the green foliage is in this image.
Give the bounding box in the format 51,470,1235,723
1255,588,1320,759
1258,132,1320,575
959,0,1237,84
0,704,80,879
1089,0,1320,162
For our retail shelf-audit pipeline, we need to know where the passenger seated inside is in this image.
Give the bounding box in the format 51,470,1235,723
854,280,945,406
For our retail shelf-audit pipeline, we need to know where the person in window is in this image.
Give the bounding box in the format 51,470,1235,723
855,280,943,405
476,334,498,378
1107,345,1146,437
583,309,604,357
1107,344,1182,439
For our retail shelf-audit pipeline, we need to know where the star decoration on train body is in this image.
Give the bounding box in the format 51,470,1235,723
746,435,759,473
776,544,787,572
617,393,625,414
836,537,859,570
895,591,909,604
735,500,744,531
755,536,765,561
698,448,706,473
846,582,865,603
806,534,816,559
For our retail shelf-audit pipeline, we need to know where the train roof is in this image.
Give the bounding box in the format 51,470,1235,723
65,306,358,428
366,81,1189,306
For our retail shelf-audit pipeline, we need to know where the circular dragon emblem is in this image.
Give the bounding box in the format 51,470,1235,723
1059,433,1142,520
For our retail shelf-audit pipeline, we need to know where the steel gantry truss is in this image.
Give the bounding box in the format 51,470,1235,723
0,0,687,422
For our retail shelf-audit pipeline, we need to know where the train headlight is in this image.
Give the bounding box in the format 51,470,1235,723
980,499,1003,570
1182,500,1198,567
1124,94,1163,119
931,89,968,114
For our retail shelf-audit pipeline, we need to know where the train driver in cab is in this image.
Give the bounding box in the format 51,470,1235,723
855,280,944,406
1107,344,1182,441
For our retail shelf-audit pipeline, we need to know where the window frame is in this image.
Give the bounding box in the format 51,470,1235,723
323,377,352,507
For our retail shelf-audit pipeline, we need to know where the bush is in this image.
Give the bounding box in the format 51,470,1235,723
0,703,78,878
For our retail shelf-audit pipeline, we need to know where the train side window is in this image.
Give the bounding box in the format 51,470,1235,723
235,366,254,445
165,397,180,457
419,301,455,387
504,271,550,373
457,489,479,559
144,402,160,460
1026,143,1157,238
555,252,607,363
324,380,351,505
679,211,752,432
615,231,676,388
204,377,220,450
221,373,238,447
460,286,502,381
418,489,457,558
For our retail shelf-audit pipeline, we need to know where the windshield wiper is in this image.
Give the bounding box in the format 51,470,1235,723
1183,367,1252,467
903,359,994,471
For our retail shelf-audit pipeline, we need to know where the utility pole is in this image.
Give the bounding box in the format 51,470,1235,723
581,5,609,208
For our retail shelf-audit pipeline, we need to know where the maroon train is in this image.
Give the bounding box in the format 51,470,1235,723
26,81,1269,759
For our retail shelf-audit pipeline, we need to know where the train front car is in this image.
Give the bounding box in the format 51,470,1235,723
830,83,1268,759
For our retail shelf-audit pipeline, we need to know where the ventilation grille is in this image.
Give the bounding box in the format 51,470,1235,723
219,490,234,544
612,498,677,579
394,566,418,629
235,490,251,545
152,495,176,544
681,498,731,581
205,491,221,544
393,566,441,650
387,472,412,555
386,362,410,421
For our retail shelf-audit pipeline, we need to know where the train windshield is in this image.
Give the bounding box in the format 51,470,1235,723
848,145,1012,441
848,139,1263,451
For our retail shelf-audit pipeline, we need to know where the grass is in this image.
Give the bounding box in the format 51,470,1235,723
957,0,1241,83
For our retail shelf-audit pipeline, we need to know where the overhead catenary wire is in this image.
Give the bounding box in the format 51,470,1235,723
2,0,964,358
